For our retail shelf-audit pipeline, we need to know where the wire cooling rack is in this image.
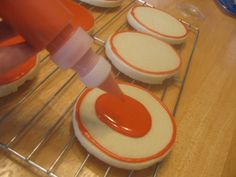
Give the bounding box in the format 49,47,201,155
0,0,199,176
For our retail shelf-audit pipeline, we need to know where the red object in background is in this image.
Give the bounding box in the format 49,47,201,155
62,0,94,30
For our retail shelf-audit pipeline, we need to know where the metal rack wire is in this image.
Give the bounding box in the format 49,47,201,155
0,0,199,176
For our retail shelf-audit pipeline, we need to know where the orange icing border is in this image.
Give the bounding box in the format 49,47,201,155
109,31,182,75
0,36,37,85
131,6,188,39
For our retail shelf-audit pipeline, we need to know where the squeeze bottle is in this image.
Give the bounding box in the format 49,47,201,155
0,0,121,95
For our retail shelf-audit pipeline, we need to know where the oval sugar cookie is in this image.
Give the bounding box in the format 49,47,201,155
105,31,181,84
127,6,187,44
73,83,176,170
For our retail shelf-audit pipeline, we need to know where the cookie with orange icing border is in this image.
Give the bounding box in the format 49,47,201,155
127,6,188,44
80,0,123,8
72,83,176,170
105,31,181,84
0,36,40,97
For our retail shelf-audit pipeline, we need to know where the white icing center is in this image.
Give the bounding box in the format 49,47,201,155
134,7,186,37
112,32,180,73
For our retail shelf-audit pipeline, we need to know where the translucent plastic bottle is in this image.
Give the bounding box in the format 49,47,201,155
0,0,121,95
